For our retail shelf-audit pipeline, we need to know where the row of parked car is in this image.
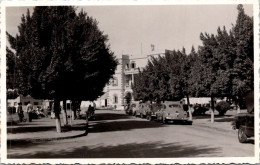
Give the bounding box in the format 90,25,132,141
125,101,192,125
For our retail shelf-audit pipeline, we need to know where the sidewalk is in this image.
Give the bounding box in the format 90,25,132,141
7,115,88,143
192,116,235,133
191,110,244,133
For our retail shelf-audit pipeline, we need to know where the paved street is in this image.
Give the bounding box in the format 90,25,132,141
7,110,254,158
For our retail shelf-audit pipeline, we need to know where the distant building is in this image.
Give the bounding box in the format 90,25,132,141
7,95,43,107
93,55,143,110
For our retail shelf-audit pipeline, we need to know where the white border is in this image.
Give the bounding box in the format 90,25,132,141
1,0,259,164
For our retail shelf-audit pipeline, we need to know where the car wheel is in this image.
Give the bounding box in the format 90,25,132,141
133,112,136,116
238,127,247,143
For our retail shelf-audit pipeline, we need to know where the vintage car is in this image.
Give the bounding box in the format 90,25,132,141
134,102,150,118
232,91,254,143
155,101,192,124
192,104,209,115
126,102,139,115
146,103,163,121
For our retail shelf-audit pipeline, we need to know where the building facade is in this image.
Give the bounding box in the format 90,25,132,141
99,55,141,110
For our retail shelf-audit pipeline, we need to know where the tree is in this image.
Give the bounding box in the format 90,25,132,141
198,33,219,123
232,4,254,112
125,92,132,105
7,7,117,132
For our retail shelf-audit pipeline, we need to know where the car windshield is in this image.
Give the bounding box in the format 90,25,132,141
169,104,181,108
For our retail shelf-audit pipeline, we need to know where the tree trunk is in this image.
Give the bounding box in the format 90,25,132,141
186,95,192,121
85,110,89,134
210,96,215,123
235,96,241,114
71,110,76,120
54,99,61,133
62,100,68,125
237,104,241,114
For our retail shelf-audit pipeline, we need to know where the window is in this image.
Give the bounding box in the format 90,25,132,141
114,95,118,104
14,102,17,106
112,77,118,86
34,102,39,105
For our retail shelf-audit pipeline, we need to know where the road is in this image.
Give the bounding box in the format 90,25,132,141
7,110,254,158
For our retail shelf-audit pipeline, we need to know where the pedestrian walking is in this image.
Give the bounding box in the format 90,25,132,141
17,102,24,122
26,102,33,122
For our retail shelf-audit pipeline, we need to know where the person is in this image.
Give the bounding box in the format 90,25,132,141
26,102,33,122
36,106,46,118
91,105,95,119
50,103,55,119
17,102,24,122
87,105,95,119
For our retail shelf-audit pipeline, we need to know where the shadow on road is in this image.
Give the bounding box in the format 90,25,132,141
193,114,232,119
214,117,235,122
95,113,132,121
87,119,166,133
8,141,221,158
7,126,56,134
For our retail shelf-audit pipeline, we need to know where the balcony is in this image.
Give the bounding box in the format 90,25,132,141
124,68,139,75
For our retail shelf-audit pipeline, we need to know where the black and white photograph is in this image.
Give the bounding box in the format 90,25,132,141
1,0,259,164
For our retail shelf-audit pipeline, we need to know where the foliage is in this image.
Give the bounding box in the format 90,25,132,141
7,6,117,102
6,47,16,89
132,5,253,121
125,92,132,105
216,101,230,116
7,6,118,131
7,90,19,99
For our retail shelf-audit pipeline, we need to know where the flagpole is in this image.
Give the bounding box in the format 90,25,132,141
141,42,142,56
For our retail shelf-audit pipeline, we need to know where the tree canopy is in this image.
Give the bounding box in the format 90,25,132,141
7,6,118,132
7,6,117,101
132,5,253,122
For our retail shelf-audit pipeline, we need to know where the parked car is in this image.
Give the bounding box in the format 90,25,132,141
131,102,140,116
135,102,149,118
125,102,138,115
155,101,192,124
140,103,151,118
192,104,209,115
146,103,163,121
232,91,254,143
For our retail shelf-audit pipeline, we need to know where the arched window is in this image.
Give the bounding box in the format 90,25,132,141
114,95,118,104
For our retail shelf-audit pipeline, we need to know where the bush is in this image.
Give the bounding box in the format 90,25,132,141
216,101,230,116
7,106,16,114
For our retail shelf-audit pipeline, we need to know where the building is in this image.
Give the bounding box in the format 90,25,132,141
97,50,166,110
7,95,43,107
95,55,142,110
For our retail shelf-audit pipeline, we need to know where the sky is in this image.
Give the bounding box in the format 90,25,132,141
6,5,253,67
